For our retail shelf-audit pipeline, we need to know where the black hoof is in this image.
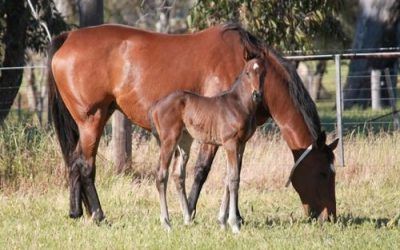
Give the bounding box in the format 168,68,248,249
239,216,245,225
91,209,105,222
69,211,83,219
190,209,197,221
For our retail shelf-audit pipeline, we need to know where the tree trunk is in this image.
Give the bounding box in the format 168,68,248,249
313,61,330,100
112,110,132,174
78,0,103,27
78,0,131,173
0,1,29,124
343,0,399,109
156,0,171,33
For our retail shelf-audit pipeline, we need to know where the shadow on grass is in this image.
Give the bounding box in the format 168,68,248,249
244,213,399,229
337,213,399,229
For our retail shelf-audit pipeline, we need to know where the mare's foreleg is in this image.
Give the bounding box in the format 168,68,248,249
171,133,193,224
188,144,219,219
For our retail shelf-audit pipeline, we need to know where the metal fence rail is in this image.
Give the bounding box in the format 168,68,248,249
286,51,400,167
1,50,399,167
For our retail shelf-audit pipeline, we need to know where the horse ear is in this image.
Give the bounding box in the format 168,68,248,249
328,138,339,151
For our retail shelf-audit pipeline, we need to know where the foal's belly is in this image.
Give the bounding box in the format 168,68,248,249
185,126,221,145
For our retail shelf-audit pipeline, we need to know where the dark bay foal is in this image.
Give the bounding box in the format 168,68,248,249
149,59,266,233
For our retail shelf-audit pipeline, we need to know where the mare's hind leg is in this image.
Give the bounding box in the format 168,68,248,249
188,144,219,219
171,132,193,225
68,155,83,218
74,109,110,221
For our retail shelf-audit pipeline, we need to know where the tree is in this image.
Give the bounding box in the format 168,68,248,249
189,0,345,51
343,0,400,109
0,0,68,124
103,0,192,173
78,0,103,27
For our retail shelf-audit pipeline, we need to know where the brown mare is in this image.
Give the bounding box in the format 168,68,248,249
149,59,266,232
48,23,338,223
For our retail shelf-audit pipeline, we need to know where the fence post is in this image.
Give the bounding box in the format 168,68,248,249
384,67,400,130
371,69,382,110
335,54,345,167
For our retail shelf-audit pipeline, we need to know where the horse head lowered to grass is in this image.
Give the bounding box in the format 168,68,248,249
48,23,338,224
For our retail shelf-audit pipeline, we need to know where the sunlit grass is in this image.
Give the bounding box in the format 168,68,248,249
1,115,399,248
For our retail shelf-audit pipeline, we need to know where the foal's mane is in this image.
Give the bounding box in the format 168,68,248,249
222,23,321,141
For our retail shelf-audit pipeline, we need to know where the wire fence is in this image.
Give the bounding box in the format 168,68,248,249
1,61,399,130
1,50,399,166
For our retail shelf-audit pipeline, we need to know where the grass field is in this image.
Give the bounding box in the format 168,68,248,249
1,116,399,249
2,60,400,248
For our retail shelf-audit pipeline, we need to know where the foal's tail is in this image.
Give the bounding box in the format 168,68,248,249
48,32,79,165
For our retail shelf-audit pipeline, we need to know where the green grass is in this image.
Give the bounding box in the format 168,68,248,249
2,54,400,248
0,176,399,249
1,116,400,249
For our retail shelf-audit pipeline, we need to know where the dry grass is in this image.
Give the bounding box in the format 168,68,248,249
1,121,399,249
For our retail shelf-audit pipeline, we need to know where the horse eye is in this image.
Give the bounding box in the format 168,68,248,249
246,71,250,76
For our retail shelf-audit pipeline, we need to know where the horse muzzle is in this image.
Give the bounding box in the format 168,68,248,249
303,204,337,222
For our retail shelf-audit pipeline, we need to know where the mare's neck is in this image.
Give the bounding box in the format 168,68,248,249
263,65,316,151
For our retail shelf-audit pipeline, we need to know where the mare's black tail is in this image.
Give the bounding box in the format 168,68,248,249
48,33,79,165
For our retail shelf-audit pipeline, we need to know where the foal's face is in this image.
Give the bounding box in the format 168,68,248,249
244,59,265,103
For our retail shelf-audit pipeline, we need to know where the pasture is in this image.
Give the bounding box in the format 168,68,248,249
0,116,399,249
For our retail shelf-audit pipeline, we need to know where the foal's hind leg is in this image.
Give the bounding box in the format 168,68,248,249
188,144,219,219
156,134,180,231
171,133,193,225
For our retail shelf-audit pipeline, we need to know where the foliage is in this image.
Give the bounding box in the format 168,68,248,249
0,0,69,61
0,114,62,190
189,0,348,51
104,0,191,32
26,0,70,53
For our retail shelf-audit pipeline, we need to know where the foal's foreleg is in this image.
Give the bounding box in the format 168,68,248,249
188,144,219,219
225,143,243,234
217,177,230,228
171,134,193,224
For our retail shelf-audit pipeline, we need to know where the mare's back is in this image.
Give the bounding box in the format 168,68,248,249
52,24,246,129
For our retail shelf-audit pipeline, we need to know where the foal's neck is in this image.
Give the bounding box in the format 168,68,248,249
228,75,257,114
